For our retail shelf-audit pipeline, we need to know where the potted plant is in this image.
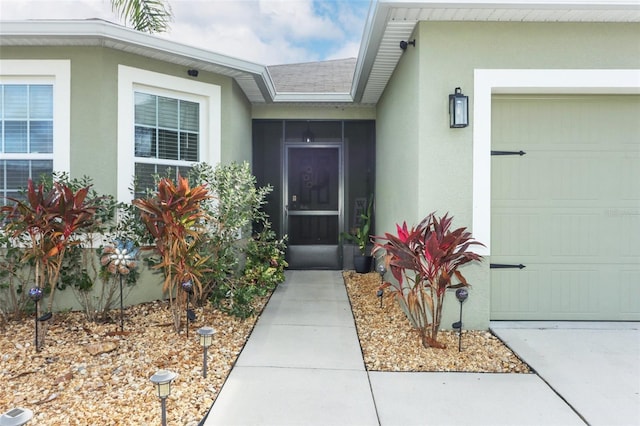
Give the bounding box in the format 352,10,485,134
341,197,373,273
372,212,483,348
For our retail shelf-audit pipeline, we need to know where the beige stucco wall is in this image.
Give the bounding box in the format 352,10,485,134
0,46,253,310
376,21,640,329
0,46,252,193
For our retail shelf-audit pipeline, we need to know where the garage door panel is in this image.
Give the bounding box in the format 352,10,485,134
491,212,540,257
549,268,599,315
550,213,599,257
620,270,640,314
491,95,640,321
491,268,542,316
492,264,635,320
491,157,540,201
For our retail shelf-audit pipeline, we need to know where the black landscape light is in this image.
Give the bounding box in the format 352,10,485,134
0,407,33,425
28,287,44,352
452,288,469,352
182,280,196,338
376,262,387,308
150,369,177,426
197,326,215,378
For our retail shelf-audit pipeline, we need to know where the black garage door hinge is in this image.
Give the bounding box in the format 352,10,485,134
491,150,526,156
490,263,526,269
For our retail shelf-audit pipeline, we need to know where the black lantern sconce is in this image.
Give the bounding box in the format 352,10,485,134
451,288,469,352
399,39,415,50
187,69,199,77
449,87,469,128
182,280,197,338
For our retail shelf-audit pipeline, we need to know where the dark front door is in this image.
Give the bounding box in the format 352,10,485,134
284,145,342,269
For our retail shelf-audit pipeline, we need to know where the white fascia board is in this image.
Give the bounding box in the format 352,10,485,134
0,20,268,75
351,0,394,101
378,0,640,8
0,20,278,101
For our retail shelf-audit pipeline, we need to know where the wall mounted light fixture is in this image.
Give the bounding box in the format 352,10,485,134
187,69,199,77
399,40,416,50
449,87,469,128
302,122,315,142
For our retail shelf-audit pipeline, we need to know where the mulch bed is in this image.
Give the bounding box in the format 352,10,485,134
343,271,531,373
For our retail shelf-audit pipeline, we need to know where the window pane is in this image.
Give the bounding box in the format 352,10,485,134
158,129,178,160
176,165,192,180
135,126,156,158
30,121,53,153
158,97,178,129
5,191,21,204
180,101,199,132
135,92,156,126
5,160,29,189
4,85,28,119
29,85,53,119
134,162,157,198
31,160,53,183
4,121,28,153
180,132,198,161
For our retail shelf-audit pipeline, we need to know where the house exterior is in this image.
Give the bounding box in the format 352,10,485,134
1,0,638,328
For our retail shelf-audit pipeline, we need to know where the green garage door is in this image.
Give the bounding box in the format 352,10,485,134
491,95,640,320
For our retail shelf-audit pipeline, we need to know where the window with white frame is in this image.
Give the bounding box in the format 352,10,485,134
0,60,70,206
133,91,200,198
117,65,221,203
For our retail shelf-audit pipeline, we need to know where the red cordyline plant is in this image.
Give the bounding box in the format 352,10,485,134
132,175,211,332
1,180,99,312
372,212,484,349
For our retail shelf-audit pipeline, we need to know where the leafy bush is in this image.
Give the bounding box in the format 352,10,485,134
211,228,287,318
373,213,483,348
0,173,131,321
133,175,211,331
185,162,288,318
1,177,101,312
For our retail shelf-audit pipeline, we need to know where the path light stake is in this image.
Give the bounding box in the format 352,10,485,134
453,288,469,352
150,370,177,426
101,239,139,332
182,280,196,338
197,326,215,378
28,287,43,352
376,262,387,308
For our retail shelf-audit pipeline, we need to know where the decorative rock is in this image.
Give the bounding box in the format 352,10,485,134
85,341,119,356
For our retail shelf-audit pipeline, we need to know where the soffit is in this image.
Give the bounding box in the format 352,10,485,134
354,1,640,104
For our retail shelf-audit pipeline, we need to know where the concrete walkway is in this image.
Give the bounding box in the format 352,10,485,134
203,270,638,426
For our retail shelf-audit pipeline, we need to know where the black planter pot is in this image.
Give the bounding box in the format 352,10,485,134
353,255,373,273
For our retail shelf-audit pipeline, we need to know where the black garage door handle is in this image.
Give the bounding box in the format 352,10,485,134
490,263,526,269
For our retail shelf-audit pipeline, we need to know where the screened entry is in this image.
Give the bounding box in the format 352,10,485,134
253,120,375,269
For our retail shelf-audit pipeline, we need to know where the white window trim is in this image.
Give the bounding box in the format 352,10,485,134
117,65,221,203
0,60,71,173
473,68,640,256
